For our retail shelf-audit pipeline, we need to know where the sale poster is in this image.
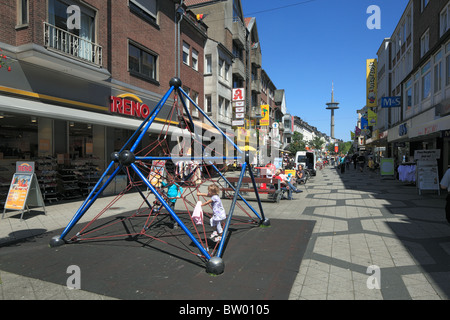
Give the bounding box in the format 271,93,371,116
5,174,33,210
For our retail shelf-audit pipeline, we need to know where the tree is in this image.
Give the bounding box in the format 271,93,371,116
327,141,353,154
287,131,306,154
309,136,325,151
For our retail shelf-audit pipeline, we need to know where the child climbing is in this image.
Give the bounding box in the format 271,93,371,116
197,184,226,242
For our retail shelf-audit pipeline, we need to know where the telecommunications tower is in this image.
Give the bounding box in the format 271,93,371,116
325,82,339,139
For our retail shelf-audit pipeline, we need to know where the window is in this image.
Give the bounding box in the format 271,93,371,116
414,72,420,105
183,87,190,111
219,58,224,78
446,42,450,86
191,91,199,117
17,0,29,26
232,0,242,22
224,99,230,118
441,4,450,37
129,0,157,25
218,97,224,116
183,42,190,66
420,29,429,58
224,62,230,81
421,61,431,100
47,0,98,63
232,42,243,61
405,79,412,110
421,0,429,12
128,42,157,82
406,14,411,39
205,55,212,74
49,0,96,40
192,48,198,71
434,50,442,93
205,95,212,114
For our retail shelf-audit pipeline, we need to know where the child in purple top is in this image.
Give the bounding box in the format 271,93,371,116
197,184,226,242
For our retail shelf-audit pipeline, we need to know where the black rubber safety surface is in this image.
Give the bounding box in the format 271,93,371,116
0,216,314,300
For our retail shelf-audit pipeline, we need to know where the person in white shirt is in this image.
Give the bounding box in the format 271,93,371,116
440,167,450,223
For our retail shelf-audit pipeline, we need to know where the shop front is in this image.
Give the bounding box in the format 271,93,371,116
387,120,411,164
0,62,178,206
408,105,450,178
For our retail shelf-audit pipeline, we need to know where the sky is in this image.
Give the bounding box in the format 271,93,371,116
241,0,410,141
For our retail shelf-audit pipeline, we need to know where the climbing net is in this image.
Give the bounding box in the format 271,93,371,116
58,81,267,266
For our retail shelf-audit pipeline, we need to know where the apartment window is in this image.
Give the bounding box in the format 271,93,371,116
421,0,429,12
219,58,224,78
129,42,157,82
183,87,190,111
191,91,199,117
420,29,430,58
17,0,29,26
192,48,198,71
406,14,411,39
205,95,212,113
233,0,242,22
232,42,243,61
402,21,407,44
446,42,450,86
183,42,190,65
205,55,212,74
414,72,420,105
441,4,450,37
49,0,96,39
224,99,230,118
421,61,431,100
405,79,412,110
224,62,230,81
434,50,443,93
218,97,224,116
47,0,98,63
129,0,157,25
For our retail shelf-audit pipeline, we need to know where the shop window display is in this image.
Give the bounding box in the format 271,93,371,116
0,113,38,208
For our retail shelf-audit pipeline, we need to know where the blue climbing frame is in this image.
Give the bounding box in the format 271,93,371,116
50,78,269,268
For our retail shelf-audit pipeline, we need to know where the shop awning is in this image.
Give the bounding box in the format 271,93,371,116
409,115,450,138
0,94,176,134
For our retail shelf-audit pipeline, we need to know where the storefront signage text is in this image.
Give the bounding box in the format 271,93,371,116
381,96,401,108
418,123,438,136
16,162,35,174
110,95,151,119
399,123,408,136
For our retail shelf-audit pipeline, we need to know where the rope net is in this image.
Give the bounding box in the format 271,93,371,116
66,90,262,261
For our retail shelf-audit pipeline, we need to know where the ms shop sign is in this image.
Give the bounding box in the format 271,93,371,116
381,96,401,108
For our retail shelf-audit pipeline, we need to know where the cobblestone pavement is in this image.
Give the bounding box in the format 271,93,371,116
1,164,449,300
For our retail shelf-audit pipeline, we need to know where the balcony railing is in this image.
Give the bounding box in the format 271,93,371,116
44,22,102,66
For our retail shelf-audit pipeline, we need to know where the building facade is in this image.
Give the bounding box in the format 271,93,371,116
0,0,206,203
364,0,450,178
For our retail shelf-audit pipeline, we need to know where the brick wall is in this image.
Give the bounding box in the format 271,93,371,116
0,0,205,108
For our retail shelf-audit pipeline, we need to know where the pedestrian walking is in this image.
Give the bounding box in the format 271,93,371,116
352,153,358,170
440,167,450,223
345,154,350,170
357,153,366,172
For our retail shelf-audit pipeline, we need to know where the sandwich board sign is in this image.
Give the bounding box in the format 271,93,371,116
2,162,46,220
414,150,440,195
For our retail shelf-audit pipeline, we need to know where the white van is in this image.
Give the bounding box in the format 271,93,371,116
295,151,316,176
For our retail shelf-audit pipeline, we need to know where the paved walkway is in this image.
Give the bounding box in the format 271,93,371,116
0,164,449,300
